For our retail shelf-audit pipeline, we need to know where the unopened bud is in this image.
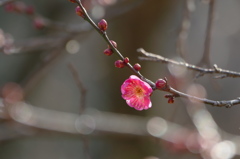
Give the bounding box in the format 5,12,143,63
98,19,108,31
115,60,125,68
155,79,167,89
75,6,84,17
33,17,45,29
133,63,141,71
103,48,113,56
25,6,34,15
124,57,129,64
168,97,174,104
69,0,76,3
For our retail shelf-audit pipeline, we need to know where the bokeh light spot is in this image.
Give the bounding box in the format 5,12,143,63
66,40,80,54
75,115,96,134
91,5,105,19
210,141,236,159
147,117,167,137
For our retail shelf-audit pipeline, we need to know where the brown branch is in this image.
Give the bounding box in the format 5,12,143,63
138,48,240,79
168,86,240,108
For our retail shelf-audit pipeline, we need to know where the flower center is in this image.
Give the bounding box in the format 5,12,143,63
135,87,144,97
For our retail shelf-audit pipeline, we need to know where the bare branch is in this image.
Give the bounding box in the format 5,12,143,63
138,48,240,78
168,87,240,108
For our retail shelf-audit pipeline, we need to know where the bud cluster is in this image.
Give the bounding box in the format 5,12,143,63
72,4,145,84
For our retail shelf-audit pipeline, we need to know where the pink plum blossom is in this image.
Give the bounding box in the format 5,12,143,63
121,75,153,110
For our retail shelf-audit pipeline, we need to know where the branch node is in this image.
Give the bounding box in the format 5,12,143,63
213,64,221,72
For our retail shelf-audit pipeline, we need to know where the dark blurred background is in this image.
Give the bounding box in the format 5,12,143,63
1,0,240,158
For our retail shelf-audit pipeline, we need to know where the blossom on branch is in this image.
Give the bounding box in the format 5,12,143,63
121,75,153,111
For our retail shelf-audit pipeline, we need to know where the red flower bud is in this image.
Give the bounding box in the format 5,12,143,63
33,18,45,29
168,97,174,104
98,19,108,31
4,2,15,12
103,48,113,56
5,2,26,13
124,57,129,64
155,79,167,89
133,63,141,71
75,6,84,17
25,6,34,15
69,0,76,3
108,40,117,48
115,60,125,68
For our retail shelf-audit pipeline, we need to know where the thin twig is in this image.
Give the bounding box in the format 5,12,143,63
138,48,240,78
22,44,66,95
176,0,194,60
75,0,155,89
198,0,215,67
168,87,240,108
138,48,240,107
68,63,87,114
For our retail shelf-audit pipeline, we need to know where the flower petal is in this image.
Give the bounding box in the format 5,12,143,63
126,96,152,111
129,75,140,80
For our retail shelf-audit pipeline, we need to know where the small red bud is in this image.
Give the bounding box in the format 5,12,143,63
4,3,15,12
25,6,34,15
103,48,113,56
155,78,167,89
124,57,129,64
108,40,117,48
4,2,26,13
98,19,108,31
168,97,174,104
69,0,76,3
33,18,45,29
115,60,125,68
75,6,84,17
133,63,141,71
